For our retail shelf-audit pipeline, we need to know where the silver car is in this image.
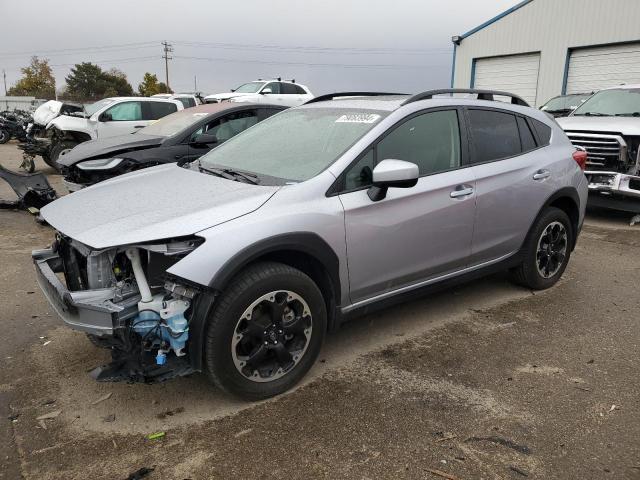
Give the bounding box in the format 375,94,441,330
33,89,588,399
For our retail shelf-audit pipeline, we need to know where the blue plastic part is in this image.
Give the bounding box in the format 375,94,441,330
156,351,167,365
132,309,189,357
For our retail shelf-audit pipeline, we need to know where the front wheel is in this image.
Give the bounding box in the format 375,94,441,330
511,207,573,290
49,140,78,169
205,262,327,400
0,129,9,144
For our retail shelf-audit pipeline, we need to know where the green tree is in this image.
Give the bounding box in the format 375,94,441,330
65,62,134,100
138,72,172,96
7,56,55,99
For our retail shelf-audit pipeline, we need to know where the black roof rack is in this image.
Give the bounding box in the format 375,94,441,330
401,89,529,107
305,92,408,105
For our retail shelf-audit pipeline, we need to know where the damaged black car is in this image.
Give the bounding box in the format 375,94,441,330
58,103,286,191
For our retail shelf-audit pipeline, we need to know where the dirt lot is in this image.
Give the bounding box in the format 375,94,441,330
1,141,639,479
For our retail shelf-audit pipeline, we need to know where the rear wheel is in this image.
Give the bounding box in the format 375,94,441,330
511,207,572,290
0,129,9,144
205,262,326,400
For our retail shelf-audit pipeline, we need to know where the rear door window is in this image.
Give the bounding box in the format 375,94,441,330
145,101,178,120
467,109,521,163
280,83,298,94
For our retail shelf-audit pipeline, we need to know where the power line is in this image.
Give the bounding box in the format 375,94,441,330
0,42,160,59
173,55,443,70
48,56,159,68
171,40,450,55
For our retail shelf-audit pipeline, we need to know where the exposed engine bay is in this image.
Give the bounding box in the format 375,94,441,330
33,234,204,383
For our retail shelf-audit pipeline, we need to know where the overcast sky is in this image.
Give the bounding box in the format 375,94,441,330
0,0,515,96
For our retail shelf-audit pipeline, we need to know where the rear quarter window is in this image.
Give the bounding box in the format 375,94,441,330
530,118,552,146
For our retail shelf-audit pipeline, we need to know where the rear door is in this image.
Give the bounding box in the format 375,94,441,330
95,101,145,138
466,108,555,265
339,108,477,304
280,82,305,106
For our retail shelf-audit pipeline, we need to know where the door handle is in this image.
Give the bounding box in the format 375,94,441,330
450,185,474,198
133,125,145,129
533,169,551,181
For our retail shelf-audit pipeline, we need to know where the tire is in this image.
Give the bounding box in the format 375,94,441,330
511,207,573,290
49,140,78,169
205,261,327,400
0,129,9,144
41,149,57,169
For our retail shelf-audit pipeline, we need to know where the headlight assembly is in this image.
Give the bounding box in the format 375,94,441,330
77,158,125,171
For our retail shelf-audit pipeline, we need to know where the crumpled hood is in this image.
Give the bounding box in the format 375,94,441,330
205,92,250,101
47,115,92,135
57,133,164,167
41,163,279,249
557,116,640,136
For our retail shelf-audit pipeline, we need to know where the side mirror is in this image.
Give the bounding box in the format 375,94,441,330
367,159,419,201
261,87,273,95
191,133,218,145
99,112,113,122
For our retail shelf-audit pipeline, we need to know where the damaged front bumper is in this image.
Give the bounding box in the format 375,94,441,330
32,248,139,335
586,171,640,212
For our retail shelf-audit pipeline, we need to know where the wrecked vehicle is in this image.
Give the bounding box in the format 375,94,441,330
58,103,286,191
17,100,85,169
45,97,184,167
557,85,640,212
33,89,586,400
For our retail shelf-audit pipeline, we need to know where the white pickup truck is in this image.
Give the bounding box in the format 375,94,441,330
46,97,183,166
557,85,640,212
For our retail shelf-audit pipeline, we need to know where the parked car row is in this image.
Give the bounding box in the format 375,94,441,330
32,88,588,400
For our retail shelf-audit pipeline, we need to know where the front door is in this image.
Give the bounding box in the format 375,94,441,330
95,101,146,138
339,109,477,304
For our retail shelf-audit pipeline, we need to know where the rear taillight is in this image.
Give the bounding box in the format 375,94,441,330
572,149,587,171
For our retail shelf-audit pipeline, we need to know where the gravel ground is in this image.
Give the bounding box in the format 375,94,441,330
1,142,639,479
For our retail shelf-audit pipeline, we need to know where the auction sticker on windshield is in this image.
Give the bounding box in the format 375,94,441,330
335,113,381,124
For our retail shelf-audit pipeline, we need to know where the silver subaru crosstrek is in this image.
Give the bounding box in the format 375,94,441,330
33,89,588,399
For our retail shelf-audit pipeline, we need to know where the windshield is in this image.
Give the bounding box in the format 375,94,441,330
542,94,590,112
572,88,640,116
139,110,210,137
199,108,388,182
234,82,265,94
84,99,115,117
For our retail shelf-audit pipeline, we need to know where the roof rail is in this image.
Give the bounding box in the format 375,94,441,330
401,89,529,107
304,92,408,105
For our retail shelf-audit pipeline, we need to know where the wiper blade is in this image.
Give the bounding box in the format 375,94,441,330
222,168,259,184
581,112,610,117
198,163,259,184
614,112,640,117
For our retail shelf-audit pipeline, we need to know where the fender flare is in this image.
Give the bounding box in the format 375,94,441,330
188,232,342,371
524,186,581,251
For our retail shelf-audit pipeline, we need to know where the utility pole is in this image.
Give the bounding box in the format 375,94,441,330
194,75,197,93
161,41,173,92
2,70,6,96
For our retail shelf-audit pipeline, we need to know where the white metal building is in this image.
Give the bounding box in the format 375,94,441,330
450,0,640,106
